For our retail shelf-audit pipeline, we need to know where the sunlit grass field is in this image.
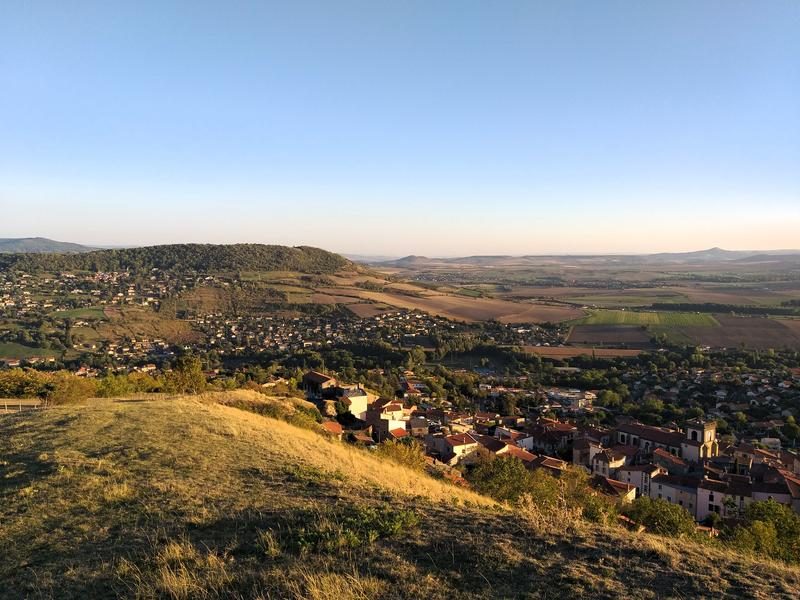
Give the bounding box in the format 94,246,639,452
580,310,719,327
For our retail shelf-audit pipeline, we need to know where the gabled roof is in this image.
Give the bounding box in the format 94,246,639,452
446,433,478,448
504,444,537,463
472,434,506,454
591,475,636,497
653,447,688,467
304,370,334,384
617,422,683,447
652,474,701,491
321,421,343,435
531,455,568,472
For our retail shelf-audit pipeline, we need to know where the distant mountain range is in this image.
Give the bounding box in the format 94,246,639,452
0,237,96,253
371,247,800,268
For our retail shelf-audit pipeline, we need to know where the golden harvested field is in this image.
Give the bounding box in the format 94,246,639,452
310,292,362,304
345,303,393,318
661,285,800,306
319,288,583,323
779,318,800,336
523,346,643,358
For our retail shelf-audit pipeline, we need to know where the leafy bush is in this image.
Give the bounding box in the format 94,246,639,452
220,396,323,432
284,505,419,554
623,497,696,537
45,372,98,404
466,455,534,503
727,500,800,563
0,368,98,404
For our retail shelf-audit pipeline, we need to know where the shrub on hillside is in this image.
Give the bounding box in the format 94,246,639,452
623,497,696,537
45,371,98,405
375,440,426,471
466,455,534,503
164,357,206,394
519,468,617,529
0,368,98,404
0,368,46,397
728,500,800,563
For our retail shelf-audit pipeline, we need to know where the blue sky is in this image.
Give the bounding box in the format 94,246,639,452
1,1,798,255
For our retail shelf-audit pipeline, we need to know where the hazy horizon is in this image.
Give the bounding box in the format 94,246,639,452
2,2,798,254
3,235,800,260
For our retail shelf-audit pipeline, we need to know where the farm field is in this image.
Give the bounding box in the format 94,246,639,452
579,310,719,327
778,318,800,336
318,288,584,323
568,325,653,346
310,292,365,305
522,346,643,358
674,315,800,350
661,285,800,307
0,342,61,359
492,283,800,309
48,306,107,320
344,303,394,318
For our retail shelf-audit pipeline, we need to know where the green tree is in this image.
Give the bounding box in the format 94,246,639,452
730,500,800,562
623,497,696,537
166,356,206,394
45,372,98,405
466,455,533,503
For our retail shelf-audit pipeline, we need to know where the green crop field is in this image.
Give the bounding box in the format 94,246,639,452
0,342,61,359
48,306,107,320
580,310,719,327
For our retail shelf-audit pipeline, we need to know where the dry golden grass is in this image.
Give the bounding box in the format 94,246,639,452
3,393,800,599
201,391,492,506
284,567,386,600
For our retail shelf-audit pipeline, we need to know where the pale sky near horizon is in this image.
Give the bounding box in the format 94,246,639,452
1,1,799,256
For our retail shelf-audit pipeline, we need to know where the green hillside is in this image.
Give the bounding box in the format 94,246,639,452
0,243,351,275
1,394,798,599
0,237,95,254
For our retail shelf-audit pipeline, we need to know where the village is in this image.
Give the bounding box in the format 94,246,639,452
302,367,800,525
0,268,563,367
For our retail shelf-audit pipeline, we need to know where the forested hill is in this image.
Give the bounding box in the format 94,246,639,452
0,244,351,274
0,237,95,254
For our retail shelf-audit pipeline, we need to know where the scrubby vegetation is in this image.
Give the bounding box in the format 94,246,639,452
374,439,427,471
466,455,617,526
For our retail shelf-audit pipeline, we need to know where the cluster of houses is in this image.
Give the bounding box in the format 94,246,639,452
0,270,181,317
305,369,800,520
622,364,800,437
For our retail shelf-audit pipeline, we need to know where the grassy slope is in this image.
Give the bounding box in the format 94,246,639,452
1,393,799,599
